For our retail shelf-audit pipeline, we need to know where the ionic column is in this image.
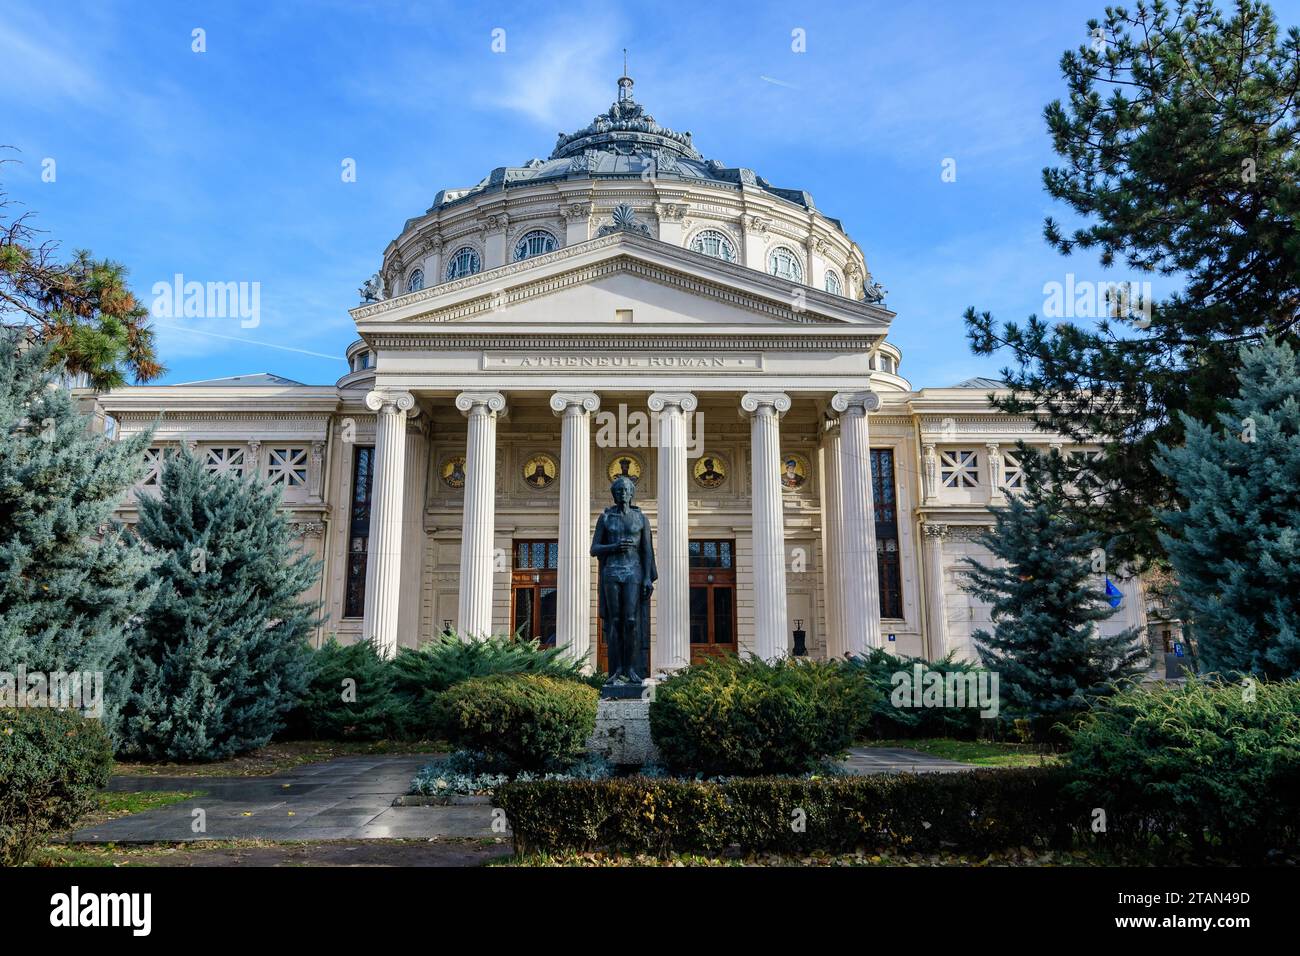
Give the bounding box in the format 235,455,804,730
363,389,418,657
551,391,601,669
648,391,697,673
831,389,883,653
741,392,791,660
821,417,847,659
922,522,950,659
455,391,506,638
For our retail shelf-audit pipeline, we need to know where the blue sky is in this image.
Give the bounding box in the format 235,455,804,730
5,0,1297,388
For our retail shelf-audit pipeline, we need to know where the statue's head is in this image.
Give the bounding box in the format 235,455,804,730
610,475,635,505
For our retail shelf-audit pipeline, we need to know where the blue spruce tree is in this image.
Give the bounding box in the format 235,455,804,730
1155,338,1300,680
0,331,158,706
961,458,1147,739
118,449,320,760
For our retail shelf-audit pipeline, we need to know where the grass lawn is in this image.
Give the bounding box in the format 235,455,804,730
27,838,511,867
861,738,1063,767
111,739,446,777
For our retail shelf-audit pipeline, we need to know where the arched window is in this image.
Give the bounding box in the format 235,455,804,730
513,230,557,261
824,270,842,295
444,246,481,281
767,246,803,282
690,229,737,262
406,269,424,293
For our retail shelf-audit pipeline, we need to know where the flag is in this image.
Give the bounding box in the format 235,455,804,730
1105,578,1123,609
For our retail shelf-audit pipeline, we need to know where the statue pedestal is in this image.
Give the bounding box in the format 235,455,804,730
587,685,659,767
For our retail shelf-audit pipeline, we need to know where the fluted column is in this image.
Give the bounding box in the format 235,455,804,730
455,391,506,638
741,392,791,660
648,391,697,673
821,417,847,659
831,389,883,653
363,389,417,657
551,391,600,669
922,522,951,659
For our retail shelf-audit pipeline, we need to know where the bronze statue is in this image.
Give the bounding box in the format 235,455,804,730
590,475,657,684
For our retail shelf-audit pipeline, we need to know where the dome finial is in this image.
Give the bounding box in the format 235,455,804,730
618,48,633,102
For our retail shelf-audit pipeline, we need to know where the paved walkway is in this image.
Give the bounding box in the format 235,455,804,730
842,747,976,774
72,747,972,844
72,755,499,844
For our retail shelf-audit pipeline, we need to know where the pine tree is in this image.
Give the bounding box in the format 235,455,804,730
0,330,158,695
117,449,320,760
1155,338,1300,679
961,463,1147,738
965,0,1300,567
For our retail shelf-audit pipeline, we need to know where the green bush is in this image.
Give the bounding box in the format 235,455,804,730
392,632,589,735
437,673,598,771
496,767,1078,857
0,708,114,865
649,656,875,776
1066,677,1300,861
845,649,990,740
284,638,407,741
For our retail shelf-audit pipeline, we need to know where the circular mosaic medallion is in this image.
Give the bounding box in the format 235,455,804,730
692,453,728,489
780,452,811,492
440,455,466,490
522,453,558,490
606,453,643,485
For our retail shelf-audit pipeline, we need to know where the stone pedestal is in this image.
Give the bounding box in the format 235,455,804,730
587,695,659,767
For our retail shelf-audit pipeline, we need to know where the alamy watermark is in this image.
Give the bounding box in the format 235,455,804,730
150,273,261,328
890,664,1000,719
0,665,104,718
1043,274,1153,328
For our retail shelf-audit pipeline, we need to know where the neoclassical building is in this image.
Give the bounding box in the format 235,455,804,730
87,73,1151,673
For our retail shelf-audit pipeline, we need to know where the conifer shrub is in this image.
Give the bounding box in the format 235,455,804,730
845,648,989,740
285,638,406,741
436,673,598,772
649,657,875,776
1065,678,1300,861
0,708,113,865
116,449,318,761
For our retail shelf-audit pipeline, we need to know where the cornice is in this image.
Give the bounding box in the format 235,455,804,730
365,333,883,351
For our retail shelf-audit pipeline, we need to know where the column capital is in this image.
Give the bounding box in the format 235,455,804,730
922,522,950,538
739,391,791,419
365,389,419,417
648,391,698,413
831,389,882,414
455,390,507,416
549,391,601,416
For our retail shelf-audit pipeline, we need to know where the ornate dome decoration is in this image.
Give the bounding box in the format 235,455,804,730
596,203,652,237
550,73,702,164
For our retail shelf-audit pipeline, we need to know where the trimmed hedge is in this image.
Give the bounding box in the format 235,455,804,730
437,673,598,771
1066,677,1300,861
0,708,114,865
649,656,874,776
496,767,1078,857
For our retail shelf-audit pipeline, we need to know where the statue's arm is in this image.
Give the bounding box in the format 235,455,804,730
642,517,658,585
590,513,615,557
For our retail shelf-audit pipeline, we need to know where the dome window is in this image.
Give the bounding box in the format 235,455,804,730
767,246,803,282
445,246,482,281
513,230,558,261
690,229,736,263
825,270,842,296
406,269,424,293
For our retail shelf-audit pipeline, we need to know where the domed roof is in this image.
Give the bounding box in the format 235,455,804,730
422,72,837,229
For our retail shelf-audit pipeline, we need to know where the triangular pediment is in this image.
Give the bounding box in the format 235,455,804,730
351,231,893,335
